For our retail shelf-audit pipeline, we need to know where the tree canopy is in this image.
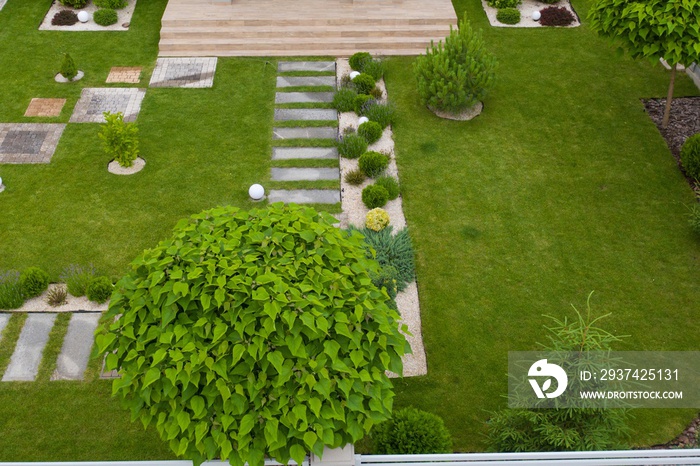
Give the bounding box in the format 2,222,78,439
96,203,409,466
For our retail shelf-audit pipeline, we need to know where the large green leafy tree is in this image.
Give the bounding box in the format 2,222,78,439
588,0,700,128
96,204,409,466
486,297,631,451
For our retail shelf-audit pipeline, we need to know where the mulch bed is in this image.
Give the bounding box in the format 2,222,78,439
642,97,700,196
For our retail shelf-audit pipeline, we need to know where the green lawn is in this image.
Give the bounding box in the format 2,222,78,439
1,0,699,459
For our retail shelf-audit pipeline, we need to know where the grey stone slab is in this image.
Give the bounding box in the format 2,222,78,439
70,88,146,123
0,314,9,341
150,57,217,88
272,147,338,160
271,167,339,181
274,109,338,121
278,61,336,72
272,127,337,140
53,312,101,381
268,189,340,204
2,313,57,382
275,92,334,104
276,76,336,88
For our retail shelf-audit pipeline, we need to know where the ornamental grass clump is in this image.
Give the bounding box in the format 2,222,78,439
414,15,497,114
0,270,24,310
60,263,97,297
362,101,397,128
337,132,368,159
344,168,366,186
99,111,139,168
95,204,408,466
332,88,358,113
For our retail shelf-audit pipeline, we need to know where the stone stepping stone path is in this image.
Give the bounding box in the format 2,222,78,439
0,123,66,164
0,312,101,382
70,87,146,123
149,57,217,88
269,61,340,205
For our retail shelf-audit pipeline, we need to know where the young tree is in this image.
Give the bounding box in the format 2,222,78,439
95,204,409,466
588,0,700,128
485,295,631,452
59,53,77,81
99,111,139,168
413,14,497,114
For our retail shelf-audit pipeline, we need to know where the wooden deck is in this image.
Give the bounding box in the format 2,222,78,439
159,0,457,57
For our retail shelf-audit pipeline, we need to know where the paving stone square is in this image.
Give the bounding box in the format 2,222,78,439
268,189,340,204
106,66,143,84
272,147,338,160
24,98,66,117
0,123,66,164
2,313,57,382
149,57,217,88
274,108,338,121
275,92,334,104
276,76,336,88
272,127,337,140
53,313,101,381
278,61,336,72
70,87,146,123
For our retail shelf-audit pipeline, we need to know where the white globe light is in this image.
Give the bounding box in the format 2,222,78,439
0,176,3,186
349,71,361,80
248,184,265,201
77,11,90,22
358,116,369,125
532,10,541,21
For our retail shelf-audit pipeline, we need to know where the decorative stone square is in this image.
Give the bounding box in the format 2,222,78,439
0,123,66,164
0,0,7,12
106,67,142,84
24,98,66,117
149,58,217,88
70,87,146,123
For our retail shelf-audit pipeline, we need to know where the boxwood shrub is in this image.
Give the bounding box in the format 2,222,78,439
19,266,50,299
94,8,118,26
362,184,389,209
497,8,521,24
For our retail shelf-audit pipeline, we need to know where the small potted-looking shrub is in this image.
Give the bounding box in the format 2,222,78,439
55,53,84,83
100,111,144,174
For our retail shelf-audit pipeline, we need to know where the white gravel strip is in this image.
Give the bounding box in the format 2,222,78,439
39,0,138,31
481,0,580,28
337,58,427,377
1,283,108,313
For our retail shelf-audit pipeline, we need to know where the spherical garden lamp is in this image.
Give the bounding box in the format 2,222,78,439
532,10,541,21
0,176,5,193
358,116,369,125
77,11,90,23
349,71,361,80
248,183,265,201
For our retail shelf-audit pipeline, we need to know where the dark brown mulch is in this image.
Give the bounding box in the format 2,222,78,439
642,97,700,195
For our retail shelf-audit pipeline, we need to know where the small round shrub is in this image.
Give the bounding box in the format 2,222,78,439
354,94,374,114
689,205,700,235
333,88,358,113
352,73,377,95
359,151,390,178
337,133,368,159
487,0,521,7
366,208,390,232
363,59,387,81
681,133,700,180
362,101,396,128
497,8,521,24
358,121,383,144
59,0,88,7
93,8,118,26
362,184,389,209
344,168,366,186
539,6,575,26
375,176,400,200
371,407,453,454
87,276,113,304
52,10,79,26
94,0,127,8
19,267,50,299
349,52,372,71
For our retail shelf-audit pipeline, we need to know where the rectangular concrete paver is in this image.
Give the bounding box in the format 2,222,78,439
276,76,336,88
272,147,338,160
272,127,337,140
106,67,142,84
2,313,57,382
275,92,334,104
271,167,339,181
70,88,146,123
268,189,340,204
0,123,66,164
0,314,9,341
274,109,338,121
53,312,102,381
278,61,336,72
150,57,217,88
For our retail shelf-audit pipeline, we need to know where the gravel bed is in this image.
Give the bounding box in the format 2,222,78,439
2,283,107,313
337,58,427,377
39,0,137,31
481,0,580,28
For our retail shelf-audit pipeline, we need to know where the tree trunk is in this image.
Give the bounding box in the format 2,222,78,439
662,64,677,129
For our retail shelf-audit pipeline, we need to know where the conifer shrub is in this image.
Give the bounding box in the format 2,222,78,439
349,52,373,71
414,15,497,113
362,184,389,209
689,205,700,235
60,53,78,80
497,8,521,24
93,8,118,26
94,0,127,9
375,176,400,200
359,151,390,178
351,226,416,292
371,407,453,454
352,73,377,95
681,133,700,180
358,121,383,144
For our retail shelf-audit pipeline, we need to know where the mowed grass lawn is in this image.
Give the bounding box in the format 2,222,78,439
1,0,700,459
